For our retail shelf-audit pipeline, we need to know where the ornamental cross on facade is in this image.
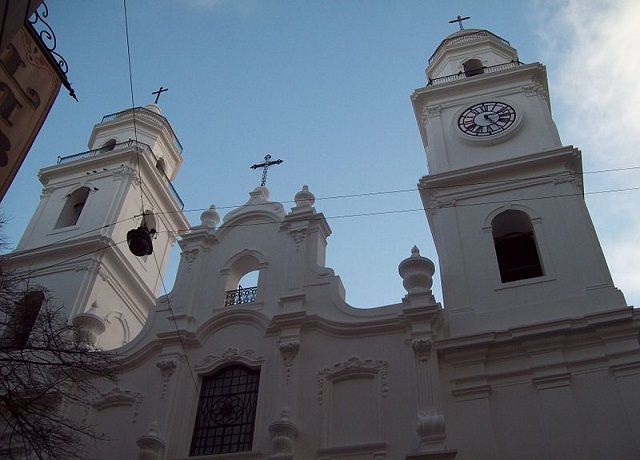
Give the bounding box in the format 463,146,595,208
152,86,169,103
449,15,470,31
250,154,283,187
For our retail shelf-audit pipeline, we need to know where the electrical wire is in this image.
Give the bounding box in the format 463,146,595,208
118,0,197,390
4,178,640,265
151,250,199,391
123,0,145,217
6,183,640,280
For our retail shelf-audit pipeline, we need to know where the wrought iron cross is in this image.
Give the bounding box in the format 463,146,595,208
250,154,283,187
449,15,470,31
151,86,169,103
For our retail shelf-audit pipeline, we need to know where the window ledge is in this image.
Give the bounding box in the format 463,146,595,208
174,450,263,460
48,223,81,235
317,442,387,458
494,275,556,291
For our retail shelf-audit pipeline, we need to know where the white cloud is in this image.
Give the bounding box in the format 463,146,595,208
536,0,640,167
534,0,640,307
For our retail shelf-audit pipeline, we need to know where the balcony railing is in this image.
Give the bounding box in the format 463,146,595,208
427,61,524,86
428,30,511,65
57,140,184,209
225,286,257,306
101,107,183,154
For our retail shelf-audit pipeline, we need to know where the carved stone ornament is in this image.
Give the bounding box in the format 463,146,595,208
523,83,549,100
41,186,54,198
423,104,443,119
156,358,178,399
412,338,433,358
93,387,144,423
279,340,300,383
182,249,199,269
115,165,140,186
554,170,582,188
290,228,307,252
195,347,264,371
317,357,389,405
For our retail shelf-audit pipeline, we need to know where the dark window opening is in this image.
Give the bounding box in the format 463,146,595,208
100,138,117,152
55,187,90,228
190,365,260,456
492,210,543,283
155,158,165,175
2,291,44,349
463,59,484,77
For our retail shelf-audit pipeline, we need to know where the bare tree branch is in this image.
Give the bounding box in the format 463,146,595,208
0,215,118,459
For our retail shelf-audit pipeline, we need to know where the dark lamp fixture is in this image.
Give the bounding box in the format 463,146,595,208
127,226,154,257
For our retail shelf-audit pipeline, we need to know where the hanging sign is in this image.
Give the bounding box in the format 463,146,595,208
0,26,62,201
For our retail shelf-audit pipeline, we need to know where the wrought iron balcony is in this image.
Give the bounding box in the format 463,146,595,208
225,286,257,306
56,140,184,209
427,61,524,86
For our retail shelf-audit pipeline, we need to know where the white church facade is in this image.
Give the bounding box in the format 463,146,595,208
5,28,640,459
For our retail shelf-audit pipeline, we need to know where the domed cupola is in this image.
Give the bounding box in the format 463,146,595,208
426,29,519,82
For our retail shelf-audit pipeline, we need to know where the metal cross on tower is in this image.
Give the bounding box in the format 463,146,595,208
151,86,169,103
250,154,283,187
448,15,470,31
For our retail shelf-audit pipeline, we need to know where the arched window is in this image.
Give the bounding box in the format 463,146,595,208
224,254,261,306
55,186,90,228
100,138,117,152
190,365,260,456
155,158,166,175
492,210,543,283
463,58,484,77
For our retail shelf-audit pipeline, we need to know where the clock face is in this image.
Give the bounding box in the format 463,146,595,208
458,102,516,137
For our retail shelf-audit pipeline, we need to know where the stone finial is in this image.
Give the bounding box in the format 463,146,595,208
251,185,270,201
136,421,166,460
416,411,447,452
72,301,106,348
200,205,220,228
144,103,162,114
294,185,315,208
269,408,298,459
398,246,436,295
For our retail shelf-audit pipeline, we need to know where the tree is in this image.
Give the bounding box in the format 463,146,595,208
0,234,118,459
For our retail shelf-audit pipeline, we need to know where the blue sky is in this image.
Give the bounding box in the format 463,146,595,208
3,0,639,310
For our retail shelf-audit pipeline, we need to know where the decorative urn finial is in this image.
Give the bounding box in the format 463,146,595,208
398,246,436,295
200,205,220,228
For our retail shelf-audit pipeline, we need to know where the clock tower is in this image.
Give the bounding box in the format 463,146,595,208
5,104,189,349
411,29,626,335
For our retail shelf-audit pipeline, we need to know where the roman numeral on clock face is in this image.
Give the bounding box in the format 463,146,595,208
458,102,516,137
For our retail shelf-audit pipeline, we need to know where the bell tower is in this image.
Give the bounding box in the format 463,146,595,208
411,29,626,335
5,104,189,349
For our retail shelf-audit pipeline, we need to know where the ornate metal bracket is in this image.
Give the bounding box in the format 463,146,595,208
28,2,77,100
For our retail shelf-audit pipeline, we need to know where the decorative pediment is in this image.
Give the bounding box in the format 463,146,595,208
93,387,143,422
318,357,389,405
194,347,264,373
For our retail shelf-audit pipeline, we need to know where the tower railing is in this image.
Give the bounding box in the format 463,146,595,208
101,107,183,154
56,140,184,209
224,286,258,306
427,61,524,86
